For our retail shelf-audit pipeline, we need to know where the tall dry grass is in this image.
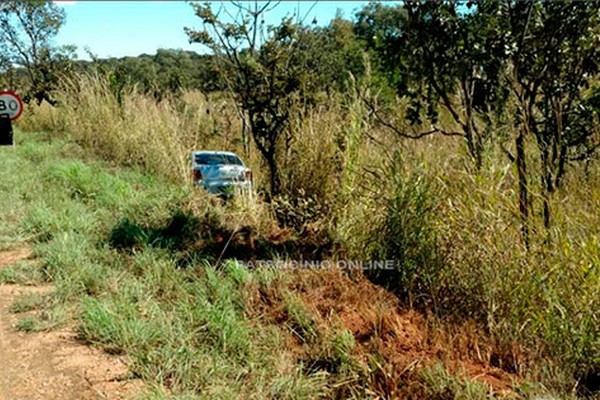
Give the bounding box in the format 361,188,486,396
19,74,257,185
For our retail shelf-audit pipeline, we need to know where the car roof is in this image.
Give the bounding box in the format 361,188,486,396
192,151,240,157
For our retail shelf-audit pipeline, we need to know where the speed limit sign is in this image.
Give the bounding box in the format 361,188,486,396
0,91,23,121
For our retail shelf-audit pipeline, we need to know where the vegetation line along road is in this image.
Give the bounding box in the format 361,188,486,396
1,0,600,399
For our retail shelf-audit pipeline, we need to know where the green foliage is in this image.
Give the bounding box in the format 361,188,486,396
354,2,408,93
502,1,600,231
10,292,50,313
272,192,328,231
356,0,600,237
356,1,507,167
0,0,74,104
14,305,68,332
79,49,224,100
0,261,44,285
186,3,366,195
15,315,39,332
6,1,600,396
290,18,365,99
187,3,298,194
108,210,205,252
282,291,319,343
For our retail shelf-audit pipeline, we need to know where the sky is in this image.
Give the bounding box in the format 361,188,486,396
53,1,373,60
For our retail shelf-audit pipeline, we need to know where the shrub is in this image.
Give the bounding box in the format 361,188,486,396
363,154,446,310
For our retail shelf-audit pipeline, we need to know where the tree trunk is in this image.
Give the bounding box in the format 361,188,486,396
460,78,482,170
540,145,552,232
267,153,281,198
515,130,530,248
465,119,482,170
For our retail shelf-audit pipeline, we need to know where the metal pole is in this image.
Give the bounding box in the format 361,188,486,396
0,116,13,146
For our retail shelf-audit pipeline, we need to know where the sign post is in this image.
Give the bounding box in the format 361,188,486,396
0,117,13,146
0,91,24,146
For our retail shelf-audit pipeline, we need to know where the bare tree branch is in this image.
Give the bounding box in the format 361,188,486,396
361,90,465,141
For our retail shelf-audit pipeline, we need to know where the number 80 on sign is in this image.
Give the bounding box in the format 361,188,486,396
0,91,24,121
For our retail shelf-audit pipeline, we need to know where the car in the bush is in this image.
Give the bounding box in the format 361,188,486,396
191,151,252,196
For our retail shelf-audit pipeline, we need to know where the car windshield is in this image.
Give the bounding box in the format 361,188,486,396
195,153,243,166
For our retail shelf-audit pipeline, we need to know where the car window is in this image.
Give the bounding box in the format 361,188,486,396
195,153,243,166
224,155,243,165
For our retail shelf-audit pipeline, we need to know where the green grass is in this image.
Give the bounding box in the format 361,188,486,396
0,260,44,285
15,315,39,332
0,131,335,398
20,74,600,398
14,304,68,332
420,364,494,400
10,292,49,313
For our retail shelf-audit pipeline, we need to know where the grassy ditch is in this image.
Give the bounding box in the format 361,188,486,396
0,131,562,399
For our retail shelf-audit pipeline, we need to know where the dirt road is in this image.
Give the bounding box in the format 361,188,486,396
0,249,142,400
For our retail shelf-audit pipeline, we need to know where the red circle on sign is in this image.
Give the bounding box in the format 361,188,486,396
0,90,24,121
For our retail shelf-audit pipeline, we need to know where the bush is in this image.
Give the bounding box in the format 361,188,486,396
363,155,445,309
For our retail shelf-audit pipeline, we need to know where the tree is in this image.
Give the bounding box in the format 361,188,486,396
0,0,72,104
291,14,365,97
355,0,600,245
79,49,223,101
354,2,408,92
186,2,310,196
499,0,600,238
356,1,506,169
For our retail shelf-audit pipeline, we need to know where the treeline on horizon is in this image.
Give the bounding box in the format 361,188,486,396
1,48,222,99
0,2,455,102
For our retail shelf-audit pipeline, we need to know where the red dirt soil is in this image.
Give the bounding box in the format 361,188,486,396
253,267,521,397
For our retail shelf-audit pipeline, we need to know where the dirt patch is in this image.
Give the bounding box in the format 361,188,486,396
0,249,143,400
0,247,32,268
